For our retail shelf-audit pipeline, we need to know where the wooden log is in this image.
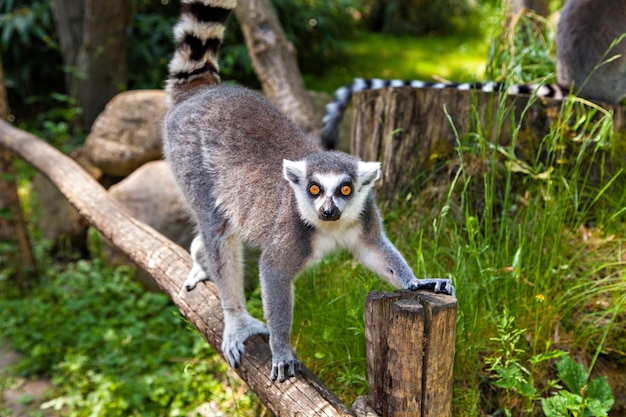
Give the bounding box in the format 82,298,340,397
352,86,625,202
0,120,353,417
365,290,457,417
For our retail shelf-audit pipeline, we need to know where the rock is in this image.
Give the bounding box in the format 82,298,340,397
84,90,168,177
100,160,194,290
108,160,193,249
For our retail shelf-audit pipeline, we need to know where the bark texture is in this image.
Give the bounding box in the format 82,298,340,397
365,291,456,417
235,0,320,139
0,55,37,286
51,0,130,128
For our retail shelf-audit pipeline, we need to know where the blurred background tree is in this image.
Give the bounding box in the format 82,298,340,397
360,0,473,36
51,0,130,129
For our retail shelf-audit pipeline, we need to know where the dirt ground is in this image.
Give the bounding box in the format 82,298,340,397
0,341,57,417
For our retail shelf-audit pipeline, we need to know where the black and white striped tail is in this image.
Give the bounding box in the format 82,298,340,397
321,77,565,149
166,0,237,104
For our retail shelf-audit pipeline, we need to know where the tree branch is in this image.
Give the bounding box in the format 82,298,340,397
235,0,320,140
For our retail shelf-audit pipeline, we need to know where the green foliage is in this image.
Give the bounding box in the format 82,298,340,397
126,0,179,90
358,0,475,36
485,310,563,416
484,312,615,417
485,8,556,83
0,258,257,416
274,0,359,75
542,355,614,417
0,0,64,123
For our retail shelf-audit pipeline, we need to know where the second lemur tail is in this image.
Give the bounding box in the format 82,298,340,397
166,0,236,104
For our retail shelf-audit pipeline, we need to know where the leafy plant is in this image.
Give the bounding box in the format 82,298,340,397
0,257,258,416
542,355,614,417
126,0,178,90
485,309,563,416
0,0,64,123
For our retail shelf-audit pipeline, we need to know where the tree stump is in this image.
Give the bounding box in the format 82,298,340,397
351,87,626,202
365,290,457,417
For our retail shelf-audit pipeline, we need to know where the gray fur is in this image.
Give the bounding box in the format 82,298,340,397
557,0,626,104
163,0,453,383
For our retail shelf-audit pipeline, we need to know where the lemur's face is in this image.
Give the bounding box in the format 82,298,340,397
283,157,381,228
305,173,354,222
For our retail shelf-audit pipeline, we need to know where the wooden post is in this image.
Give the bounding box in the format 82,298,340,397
365,290,457,417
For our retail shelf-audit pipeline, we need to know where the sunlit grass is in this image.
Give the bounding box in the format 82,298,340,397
291,89,626,413
304,32,494,93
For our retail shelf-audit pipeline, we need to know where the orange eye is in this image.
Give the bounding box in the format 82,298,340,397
309,184,321,195
340,185,352,196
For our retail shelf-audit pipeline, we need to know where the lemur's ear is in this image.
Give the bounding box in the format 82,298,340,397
283,159,307,185
357,161,381,186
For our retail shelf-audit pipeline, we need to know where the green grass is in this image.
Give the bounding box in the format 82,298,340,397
289,90,626,414
304,31,495,93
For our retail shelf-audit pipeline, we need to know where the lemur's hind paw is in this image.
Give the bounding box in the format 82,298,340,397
183,264,210,291
222,315,269,368
409,278,455,297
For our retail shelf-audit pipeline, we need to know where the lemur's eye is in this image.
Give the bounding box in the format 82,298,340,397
309,184,321,196
340,185,352,196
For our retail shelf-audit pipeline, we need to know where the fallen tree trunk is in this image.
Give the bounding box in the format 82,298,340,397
0,120,353,417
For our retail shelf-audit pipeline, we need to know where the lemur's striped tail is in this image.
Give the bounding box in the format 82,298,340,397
166,0,236,104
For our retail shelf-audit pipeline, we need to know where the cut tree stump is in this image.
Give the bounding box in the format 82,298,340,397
352,87,626,202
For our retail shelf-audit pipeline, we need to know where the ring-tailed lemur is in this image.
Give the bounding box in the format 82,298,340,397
162,0,454,383
557,0,626,105
322,0,626,149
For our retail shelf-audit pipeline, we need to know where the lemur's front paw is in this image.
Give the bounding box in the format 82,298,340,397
408,278,455,297
270,358,302,382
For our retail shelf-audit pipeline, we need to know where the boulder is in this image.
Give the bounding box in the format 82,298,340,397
99,160,194,290
83,90,168,177
108,160,194,250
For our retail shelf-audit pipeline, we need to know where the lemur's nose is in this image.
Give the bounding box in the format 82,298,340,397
322,208,335,218
320,209,339,221
319,199,340,221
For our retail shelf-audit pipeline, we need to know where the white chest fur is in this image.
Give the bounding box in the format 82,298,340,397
309,221,362,262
